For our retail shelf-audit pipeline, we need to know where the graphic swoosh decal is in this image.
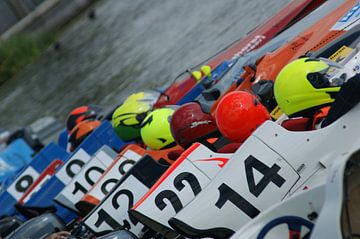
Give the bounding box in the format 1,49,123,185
194,158,229,168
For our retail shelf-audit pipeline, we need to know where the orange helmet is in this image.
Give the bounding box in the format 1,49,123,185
216,91,270,143
68,120,101,151
66,105,102,132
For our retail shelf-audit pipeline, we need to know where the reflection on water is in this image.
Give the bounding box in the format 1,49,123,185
0,0,289,129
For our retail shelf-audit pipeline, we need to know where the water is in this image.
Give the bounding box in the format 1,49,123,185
0,0,290,130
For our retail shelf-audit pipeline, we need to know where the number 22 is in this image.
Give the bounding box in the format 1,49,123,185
155,172,202,213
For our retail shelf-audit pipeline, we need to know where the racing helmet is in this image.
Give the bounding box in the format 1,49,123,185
66,105,102,132
170,102,218,148
112,91,160,141
123,91,160,104
140,107,176,150
274,57,342,116
191,65,212,82
216,91,270,143
68,120,101,152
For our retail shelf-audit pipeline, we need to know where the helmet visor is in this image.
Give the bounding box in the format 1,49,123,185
307,58,346,88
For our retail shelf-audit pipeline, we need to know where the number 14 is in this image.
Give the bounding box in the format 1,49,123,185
215,155,285,219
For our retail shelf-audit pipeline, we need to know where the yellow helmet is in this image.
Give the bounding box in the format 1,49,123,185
123,91,160,104
191,65,212,82
274,57,341,116
123,92,146,104
140,107,175,150
200,65,212,78
112,91,160,141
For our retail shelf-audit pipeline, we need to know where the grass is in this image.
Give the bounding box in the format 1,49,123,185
0,32,56,85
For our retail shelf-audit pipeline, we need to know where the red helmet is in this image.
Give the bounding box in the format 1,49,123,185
170,102,218,148
68,120,101,152
66,105,102,132
216,91,270,143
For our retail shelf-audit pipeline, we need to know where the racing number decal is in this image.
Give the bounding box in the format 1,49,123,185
118,159,136,175
7,167,39,200
94,209,122,229
100,178,119,195
174,172,202,195
56,149,91,185
15,175,34,193
216,183,260,218
72,166,105,196
155,190,183,213
97,158,137,196
245,155,285,197
155,172,202,213
84,175,149,234
85,166,105,185
88,154,141,202
56,159,108,210
215,155,285,219
98,158,137,195
94,189,138,230
66,159,85,178
112,189,139,227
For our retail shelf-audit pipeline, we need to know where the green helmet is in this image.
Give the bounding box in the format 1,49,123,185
140,107,175,150
112,91,159,141
274,57,341,116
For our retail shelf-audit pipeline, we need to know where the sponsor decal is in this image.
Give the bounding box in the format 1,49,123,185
331,3,360,31
329,46,354,63
194,157,229,168
232,35,266,59
190,120,212,128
